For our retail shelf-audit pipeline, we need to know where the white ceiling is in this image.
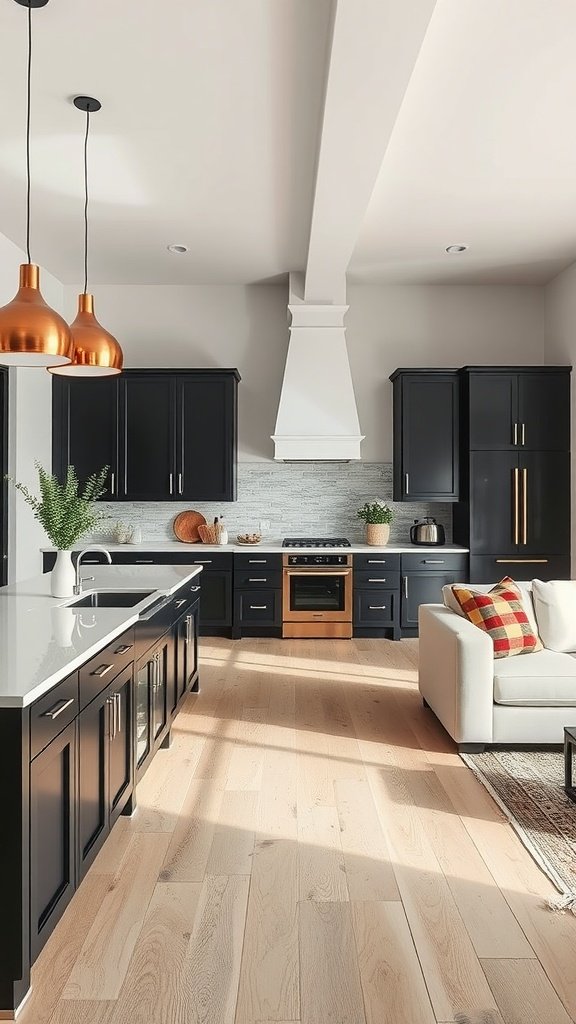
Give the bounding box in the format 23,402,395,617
349,0,576,285
0,0,332,285
1,0,576,287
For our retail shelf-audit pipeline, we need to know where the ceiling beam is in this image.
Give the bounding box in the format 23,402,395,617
304,0,437,303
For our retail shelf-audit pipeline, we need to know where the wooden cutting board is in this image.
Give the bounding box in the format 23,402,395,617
173,510,207,544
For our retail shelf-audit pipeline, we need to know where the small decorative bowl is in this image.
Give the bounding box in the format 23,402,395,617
236,533,262,545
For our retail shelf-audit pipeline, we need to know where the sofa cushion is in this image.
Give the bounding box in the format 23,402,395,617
494,649,576,706
531,579,576,654
450,577,542,659
443,580,539,637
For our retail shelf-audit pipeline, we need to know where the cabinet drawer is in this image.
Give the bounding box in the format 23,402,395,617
354,589,396,627
401,551,468,573
354,570,400,590
235,589,280,625
354,553,400,572
469,554,571,585
79,627,135,710
235,570,281,589
112,551,233,570
31,672,79,759
235,553,282,571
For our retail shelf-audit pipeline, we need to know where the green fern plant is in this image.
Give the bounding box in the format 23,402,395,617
8,463,109,549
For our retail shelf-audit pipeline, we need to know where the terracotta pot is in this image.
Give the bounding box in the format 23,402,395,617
366,523,390,546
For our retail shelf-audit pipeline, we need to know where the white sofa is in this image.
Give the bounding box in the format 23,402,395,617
418,582,576,750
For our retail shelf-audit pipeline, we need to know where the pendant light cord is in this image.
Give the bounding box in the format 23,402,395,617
83,108,90,294
25,0,32,264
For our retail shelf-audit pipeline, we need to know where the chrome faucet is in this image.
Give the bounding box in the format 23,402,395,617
74,545,112,596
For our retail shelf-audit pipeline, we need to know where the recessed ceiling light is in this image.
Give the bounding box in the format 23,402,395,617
445,244,468,254
167,243,188,254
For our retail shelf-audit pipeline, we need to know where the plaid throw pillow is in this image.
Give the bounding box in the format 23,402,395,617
451,577,542,659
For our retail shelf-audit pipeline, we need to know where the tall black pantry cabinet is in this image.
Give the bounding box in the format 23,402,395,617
454,367,571,582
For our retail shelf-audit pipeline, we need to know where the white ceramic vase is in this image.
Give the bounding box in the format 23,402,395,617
51,549,75,598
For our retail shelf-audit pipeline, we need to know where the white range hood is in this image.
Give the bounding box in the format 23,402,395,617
272,303,364,461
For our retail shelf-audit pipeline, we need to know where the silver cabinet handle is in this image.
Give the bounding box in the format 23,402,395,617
107,696,115,740
249,578,267,582
368,578,387,583
185,613,191,644
521,422,526,446
248,559,267,564
404,472,409,494
174,599,187,608
91,663,114,679
369,605,387,610
115,691,122,734
178,472,183,495
250,605,267,610
513,422,518,445
135,559,153,564
403,576,409,599
423,560,445,564
114,643,133,655
367,560,387,564
169,473,174,495
190,585,201,592
42,696,74,720
110,471,115,496
193,560,212,565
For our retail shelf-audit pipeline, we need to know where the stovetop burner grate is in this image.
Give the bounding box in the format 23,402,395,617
282,537,351,548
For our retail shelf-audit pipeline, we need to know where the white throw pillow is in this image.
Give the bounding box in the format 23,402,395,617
532,579,576,653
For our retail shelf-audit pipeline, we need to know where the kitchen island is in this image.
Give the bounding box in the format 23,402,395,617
0,563,202,1019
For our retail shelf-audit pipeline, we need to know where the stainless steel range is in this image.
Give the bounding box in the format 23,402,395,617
282,542,353,638
282,537,351,549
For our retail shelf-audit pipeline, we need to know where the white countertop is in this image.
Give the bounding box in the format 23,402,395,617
0,564,203,709
42,541,469,555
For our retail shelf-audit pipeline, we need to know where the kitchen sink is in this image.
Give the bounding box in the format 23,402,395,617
69,590,155,608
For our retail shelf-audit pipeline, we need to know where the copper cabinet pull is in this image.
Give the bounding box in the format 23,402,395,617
42,696,74,720
513,467,519,545
286,569,351,577
114,643,132,655
91,663,114,678
521,466,527,543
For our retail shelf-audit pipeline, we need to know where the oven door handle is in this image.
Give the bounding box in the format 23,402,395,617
285,569,352,577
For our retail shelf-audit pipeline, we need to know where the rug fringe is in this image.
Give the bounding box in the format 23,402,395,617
547,893,576,914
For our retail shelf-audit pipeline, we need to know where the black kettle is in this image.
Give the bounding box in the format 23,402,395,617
410,517,446,546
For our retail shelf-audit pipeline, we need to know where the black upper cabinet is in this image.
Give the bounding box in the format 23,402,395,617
390,370,459,501
52,376,119,497
122,374,176,500
178,375,237,501
466,368,570,451
53,369,240,502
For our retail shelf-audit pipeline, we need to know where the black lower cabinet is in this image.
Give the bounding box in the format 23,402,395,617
30,720,77,959
200,569,232,635
135,633,172,782
234,589,281,636
401,570,463,630
78,665,134,879
174,602,200,709
353,588,399,639
469,554,571,584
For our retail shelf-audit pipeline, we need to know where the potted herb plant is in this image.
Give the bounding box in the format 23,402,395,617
9,462,109,597
357,499,394,546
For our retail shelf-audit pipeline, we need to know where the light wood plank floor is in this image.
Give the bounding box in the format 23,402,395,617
22,637,576,1024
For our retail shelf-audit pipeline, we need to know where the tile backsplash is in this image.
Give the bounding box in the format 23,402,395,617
91,462,452,544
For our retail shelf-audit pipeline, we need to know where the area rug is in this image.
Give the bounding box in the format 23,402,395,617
461,748,576,911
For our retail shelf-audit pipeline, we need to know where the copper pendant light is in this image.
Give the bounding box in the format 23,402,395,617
50,97,123,377
0,0,72,367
